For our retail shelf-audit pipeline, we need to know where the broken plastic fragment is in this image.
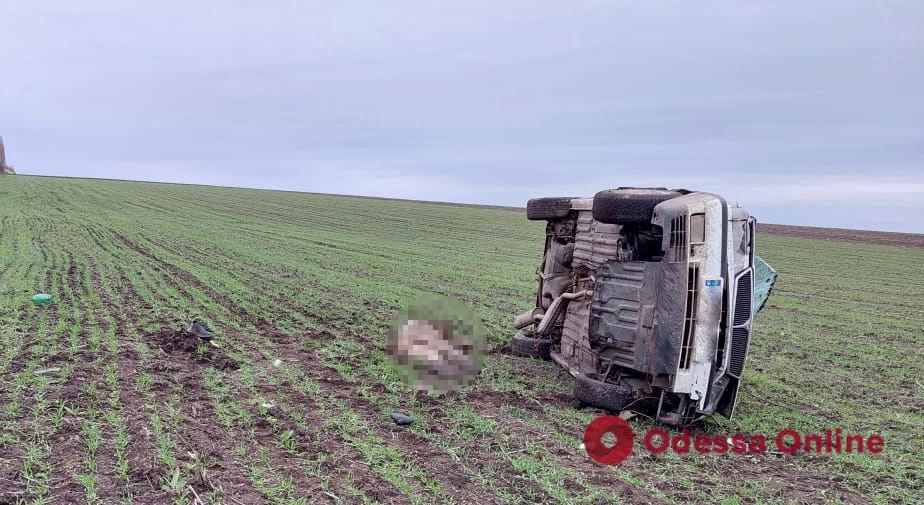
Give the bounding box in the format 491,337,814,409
31,293,53,305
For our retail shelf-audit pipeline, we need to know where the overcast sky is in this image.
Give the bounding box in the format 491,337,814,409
1,1,922,232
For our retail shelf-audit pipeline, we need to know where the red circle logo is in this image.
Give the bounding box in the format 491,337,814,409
584,416,634,465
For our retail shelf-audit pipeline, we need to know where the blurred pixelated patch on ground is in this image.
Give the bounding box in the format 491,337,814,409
387,296,487,393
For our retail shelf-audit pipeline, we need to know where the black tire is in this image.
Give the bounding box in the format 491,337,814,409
573,374,635,412
510,331,553,360
526,197,574,221
592,188,681,225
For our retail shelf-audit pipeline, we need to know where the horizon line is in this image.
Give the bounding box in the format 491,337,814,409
6,172,921,238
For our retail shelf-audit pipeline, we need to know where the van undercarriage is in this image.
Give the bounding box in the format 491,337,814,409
512,188,777,425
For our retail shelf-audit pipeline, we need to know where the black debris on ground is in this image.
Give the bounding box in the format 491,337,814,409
390,411,414,426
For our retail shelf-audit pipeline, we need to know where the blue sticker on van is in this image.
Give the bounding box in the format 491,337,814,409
704,279,722,287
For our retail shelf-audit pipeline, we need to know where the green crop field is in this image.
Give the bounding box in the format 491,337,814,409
0,175,921,504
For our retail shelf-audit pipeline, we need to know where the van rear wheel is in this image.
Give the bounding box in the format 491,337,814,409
573,374,635,412
510,331,553,360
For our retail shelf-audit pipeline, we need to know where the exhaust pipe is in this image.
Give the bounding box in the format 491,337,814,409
514,308,543,330
535,290,589,336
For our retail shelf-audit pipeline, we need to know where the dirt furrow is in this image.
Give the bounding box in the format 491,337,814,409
105,263,265,503
104,235,464,502
115,234,617,502
132,261,412,502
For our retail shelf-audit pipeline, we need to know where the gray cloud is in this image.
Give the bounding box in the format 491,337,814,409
2,1,922,231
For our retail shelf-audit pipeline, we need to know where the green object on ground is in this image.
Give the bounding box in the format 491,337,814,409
31,293,53,305
753,255,777,313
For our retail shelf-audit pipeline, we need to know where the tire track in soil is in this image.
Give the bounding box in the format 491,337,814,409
142,332,274,504
48,311,99,503
115,227,702,504
277,317,711,505
47,351,113,503
244,280,636,504
113,335,173,503
46,250,124,503
125,235,489,503
256,325,566,504
219,367,404,504
93,258,174,502
257,328,479,505
290,331,662,505
128,250,409,503
112,231,461,502
259,352,410,504
120,233,606,503
105,263,265,504
83,224,111,255
110,250,399,503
